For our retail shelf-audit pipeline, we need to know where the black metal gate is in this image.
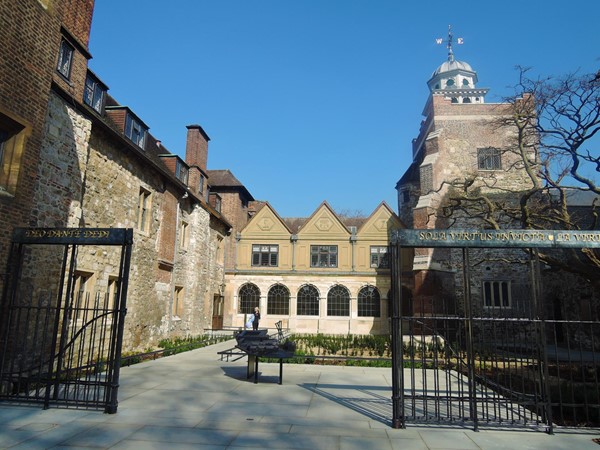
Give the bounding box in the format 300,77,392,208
390,229,600,433
0,228,132,413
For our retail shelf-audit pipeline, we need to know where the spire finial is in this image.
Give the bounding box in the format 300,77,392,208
436,25,463,62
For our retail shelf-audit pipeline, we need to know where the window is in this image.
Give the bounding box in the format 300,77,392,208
57,38,74,79
483,280,511,308
180,220,189,249
267,284,290,315
0,112,28,195
370,246,389,269
297,284,319,316
402,190,410,204
199,174,205,195
446,79,455,87
125,113,147,148
239,283,260,314
173,286,184,317
175,160,189,184
83,73,106,113
327,285,350,317
358,286,381,317
478,147,502,170
72,271,93,321
107,277,118,311
252,244,278,267
137,188,151,232
311,245,338,268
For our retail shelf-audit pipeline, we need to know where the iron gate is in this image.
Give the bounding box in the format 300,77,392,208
390,229,600,433
0,228,132,413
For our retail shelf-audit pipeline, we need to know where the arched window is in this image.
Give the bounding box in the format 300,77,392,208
358,286,380,317
463,97,471,103
446,78,455,87
267,284,290,315
238,283,260,314
297,284,319,316
327,285,350,317
451,97,458,103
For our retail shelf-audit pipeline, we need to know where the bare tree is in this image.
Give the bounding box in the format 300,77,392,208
438,67,600,282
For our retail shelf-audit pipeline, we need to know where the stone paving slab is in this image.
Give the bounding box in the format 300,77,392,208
0,339,599,449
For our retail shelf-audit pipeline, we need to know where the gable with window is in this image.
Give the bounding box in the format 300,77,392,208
310,245,338,268
252,244,278,267
57,38,74,80
478,147,502,170
125,113,147,148
83,72,107,114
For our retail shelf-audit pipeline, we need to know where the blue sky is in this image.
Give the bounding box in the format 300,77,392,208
88,1,599,218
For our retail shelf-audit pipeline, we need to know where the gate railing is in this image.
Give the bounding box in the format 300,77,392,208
0,228,132,413
390,229,600,433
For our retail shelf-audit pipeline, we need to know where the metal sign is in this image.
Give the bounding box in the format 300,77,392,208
391,229,600,249
12,228,133,245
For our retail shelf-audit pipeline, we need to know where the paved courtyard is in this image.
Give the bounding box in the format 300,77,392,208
0,339,599,449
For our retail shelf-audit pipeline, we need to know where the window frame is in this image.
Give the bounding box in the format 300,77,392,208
0,112,28,196
252,244,279,267
357,286,381,317
327,285,350,317
310,245,338,268
238,283,260,314
137,187,151,233
125,113,147,148
478,147,502,171
370,246,390,269
482,280,511,309
57,38,75,80
179,220,189,250
296,284,320,316
83,72,106,114
267,284,290,315
175,160,189,184
172,286,184,318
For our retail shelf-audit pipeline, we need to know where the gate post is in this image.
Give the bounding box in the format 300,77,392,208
530,249,554,434
462,248,478,431
390,241,405,428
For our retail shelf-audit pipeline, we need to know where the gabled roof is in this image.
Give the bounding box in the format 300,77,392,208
207,169,255,201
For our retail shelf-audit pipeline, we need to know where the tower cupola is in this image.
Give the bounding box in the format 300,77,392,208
427,26,489,104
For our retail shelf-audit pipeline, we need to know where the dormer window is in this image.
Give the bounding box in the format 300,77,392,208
125,114,146,148
57,39,74,80
175,160,189,184
83,72,106,113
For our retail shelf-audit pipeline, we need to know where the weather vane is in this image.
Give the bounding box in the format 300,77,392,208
436,25,463,62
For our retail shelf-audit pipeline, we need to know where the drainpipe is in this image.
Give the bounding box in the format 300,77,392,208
290,234,297,271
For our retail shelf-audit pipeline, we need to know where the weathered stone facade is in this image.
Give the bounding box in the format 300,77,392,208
1,0,232,354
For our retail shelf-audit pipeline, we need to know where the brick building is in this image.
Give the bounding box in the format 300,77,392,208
0,0,232,352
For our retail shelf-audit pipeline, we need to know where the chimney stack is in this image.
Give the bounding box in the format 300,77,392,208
185,124,210,198
185,124,210,172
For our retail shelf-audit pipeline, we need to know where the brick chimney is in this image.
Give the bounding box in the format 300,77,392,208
185,124,210,197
